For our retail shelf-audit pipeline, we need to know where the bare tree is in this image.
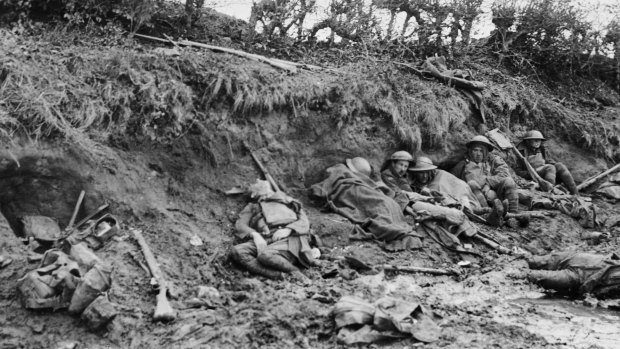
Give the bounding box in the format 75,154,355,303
310,0,379,43
605,20,620,91
185,0,205,27
248,0,316,40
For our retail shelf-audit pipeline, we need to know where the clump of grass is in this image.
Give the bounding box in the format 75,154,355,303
3,24,615,162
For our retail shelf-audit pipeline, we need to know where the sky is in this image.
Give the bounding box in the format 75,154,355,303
206,0,618,38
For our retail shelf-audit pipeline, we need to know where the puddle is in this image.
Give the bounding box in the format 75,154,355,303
494,295,620,349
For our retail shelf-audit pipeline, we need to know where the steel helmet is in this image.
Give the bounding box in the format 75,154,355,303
389,151,414,162
346,157,372,177
466,135,496,151
523,130,545,141
408,156,437,172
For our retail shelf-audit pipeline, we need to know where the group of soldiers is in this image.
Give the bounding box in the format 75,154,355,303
227,130,620,299
378,130,578,228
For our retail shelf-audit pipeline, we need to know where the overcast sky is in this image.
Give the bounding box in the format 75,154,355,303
206,0,618,37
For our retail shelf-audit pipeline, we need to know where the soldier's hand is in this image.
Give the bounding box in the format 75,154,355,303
539,180,554,192
272,228,292,241
250,231,267,252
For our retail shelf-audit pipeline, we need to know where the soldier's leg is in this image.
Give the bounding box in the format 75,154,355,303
555,163,578,194
537,164,557,185
230,241,283,279
495,178,519,213
527,269,581,295
258,248,310,282
257,249,299,273
467,180,489,208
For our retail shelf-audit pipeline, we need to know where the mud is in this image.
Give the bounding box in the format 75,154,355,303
0,115,619,349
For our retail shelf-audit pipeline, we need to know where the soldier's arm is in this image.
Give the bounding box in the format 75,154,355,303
380,171,401,193
489,154,511,180
234,203,259,239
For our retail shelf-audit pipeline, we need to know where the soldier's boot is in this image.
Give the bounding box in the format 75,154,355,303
556,163,578,195
527,269,580,295
487,199,504,227
504,193,525,228
230,244,283,280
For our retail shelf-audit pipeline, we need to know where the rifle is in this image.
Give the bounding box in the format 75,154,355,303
576,163,620,191
133,229,176,322
486,128,555,193
243,141,281,192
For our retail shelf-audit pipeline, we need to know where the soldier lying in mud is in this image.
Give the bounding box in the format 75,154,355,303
310,157,423,251
526,251,620,298
230,180,320,281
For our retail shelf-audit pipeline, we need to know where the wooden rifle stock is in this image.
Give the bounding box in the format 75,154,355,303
133,229,176,322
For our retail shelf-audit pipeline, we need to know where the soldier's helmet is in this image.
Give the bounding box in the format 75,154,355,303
523,130,545,141
389,151,414,162
466,135,496,151
346,157,372,177
408,156,437,172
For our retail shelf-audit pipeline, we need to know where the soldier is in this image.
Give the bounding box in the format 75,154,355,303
452,135,523,228
516,130,578,195
380,151,414,195
408,156,481,209
527,251,620,298
230,180,319,281
408,156,506,229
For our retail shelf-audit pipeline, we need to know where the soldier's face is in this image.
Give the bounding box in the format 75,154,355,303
392,160,409,176
413,171,432,185
469,145,486,163
528,140,542,149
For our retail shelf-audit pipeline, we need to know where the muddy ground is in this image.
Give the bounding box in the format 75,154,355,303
0,134,619,349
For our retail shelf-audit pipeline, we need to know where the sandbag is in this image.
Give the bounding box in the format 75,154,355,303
374,297,440,343
333,296,375,329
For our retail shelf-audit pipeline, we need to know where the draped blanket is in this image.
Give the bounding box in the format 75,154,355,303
310,164,415,242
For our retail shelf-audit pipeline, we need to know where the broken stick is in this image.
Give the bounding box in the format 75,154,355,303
382,264,457,276
133,229,176,322
67,190,85,229
472,234,511,254
576,163,620,191
505,211,551,220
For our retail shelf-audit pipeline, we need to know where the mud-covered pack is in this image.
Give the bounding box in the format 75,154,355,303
553,197,599,228
17,250,81,310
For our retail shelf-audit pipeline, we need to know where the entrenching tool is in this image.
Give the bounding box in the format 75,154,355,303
132,229,176,322
486,128,555,193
